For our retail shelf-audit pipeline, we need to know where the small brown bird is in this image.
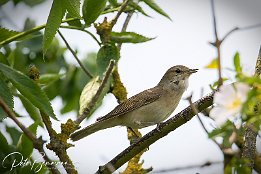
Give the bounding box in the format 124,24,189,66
70,65,198,141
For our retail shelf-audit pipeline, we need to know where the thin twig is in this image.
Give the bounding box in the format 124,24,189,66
117,12,134,50
60,25,101,46
210,0,222,87
96,91,215,174
111,0,132,27
0,97,60,174
75,60,115,124
58,30,93,79
0,18,79,46
221,23,261,42
186,94,221,149
151,161,222,173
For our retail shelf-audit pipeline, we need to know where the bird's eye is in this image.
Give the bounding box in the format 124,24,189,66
175,69,181,73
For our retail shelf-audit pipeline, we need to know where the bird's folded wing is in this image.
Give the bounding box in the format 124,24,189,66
96,86,162,122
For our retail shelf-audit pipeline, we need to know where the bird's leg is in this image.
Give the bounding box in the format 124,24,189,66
156,122,163,131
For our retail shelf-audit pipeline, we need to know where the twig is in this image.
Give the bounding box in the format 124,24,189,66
210,0,222,87
96,91,215,174
111,0,132,27
151,161,222,173
221,23,261,42
0,97,60,174
58,30,93,79
117,12,134,50
186,94,221,149
60,25,101,46
75,60,115,124
0,18,79,46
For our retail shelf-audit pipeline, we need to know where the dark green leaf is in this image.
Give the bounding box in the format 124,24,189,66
142,0,171,20
6,126,22,145
23,0,45,7
18,94,44,127
63,0,81,18
0,27,21,42
0,132,9,153
17,122,38,158
110,32,154,43
129,1,150,17
0,52,9,65
108,0,118,7
0,63,57,120
43,0,66,54
96,43,119,76
82,0,107,26
234,52,242,73
0,76,13,120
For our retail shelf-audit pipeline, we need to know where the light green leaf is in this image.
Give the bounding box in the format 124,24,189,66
0,63,57,120
0,27,21,42
39,73,63,86
234,52,242,73
79,75,111,117
63,0,81,18
205,58,218,69
110,32,154,43
17,122,38,158
43,0,66,54
142,0,171,20
96,43,119,76
18,94,44,127
82,0,107,26
0,76,13,120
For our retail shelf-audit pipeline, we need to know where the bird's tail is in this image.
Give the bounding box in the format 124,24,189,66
70,119,117,141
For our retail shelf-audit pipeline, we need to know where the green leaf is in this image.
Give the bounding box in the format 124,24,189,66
18,94,44,127
0,63,57,120
43,0,66,54
17,122,38,158
39,73,63,86
142,0,171,20
66,13,82,27
79,75,111,117
110,32,154,44
0,132,9,153
0,76,14,120
205,58,218,69
96,43,119,76
0,27,21,42
6,126,22,145
82,0,107,26
129,2,150,17
234,52,242,73
63,0,81,18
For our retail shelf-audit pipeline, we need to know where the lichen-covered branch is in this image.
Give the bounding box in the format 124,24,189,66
242,46,261,170
96,91,215,174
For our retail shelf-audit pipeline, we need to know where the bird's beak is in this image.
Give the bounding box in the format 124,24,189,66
188,69,198,74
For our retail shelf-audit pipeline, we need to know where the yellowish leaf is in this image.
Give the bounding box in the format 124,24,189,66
205,58,218,69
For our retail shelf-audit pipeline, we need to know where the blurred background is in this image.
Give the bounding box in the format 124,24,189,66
1,0,261,173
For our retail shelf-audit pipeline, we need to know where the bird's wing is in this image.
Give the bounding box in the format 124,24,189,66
96,86,162,122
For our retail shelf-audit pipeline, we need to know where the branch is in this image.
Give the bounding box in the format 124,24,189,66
60,25,101,46
111,0,132,27
96,91,215,174
210,0,222,86
58,30,93,79
221,23,261,42
117,12,134,50
0,97,60,174
241,46,261,169
0,18,79,46
75,60,115,124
